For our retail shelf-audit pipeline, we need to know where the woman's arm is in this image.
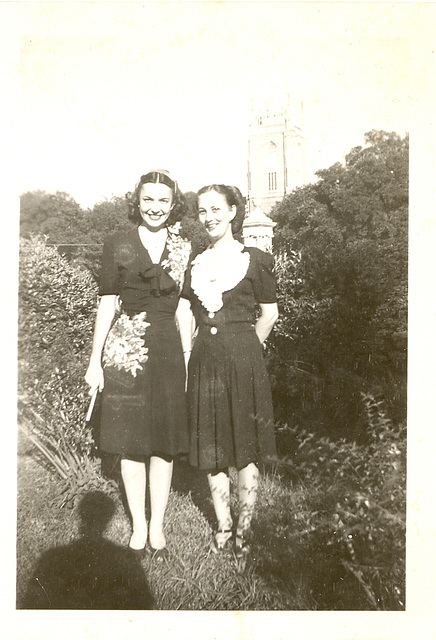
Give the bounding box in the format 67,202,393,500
175,297,195,368
85,294,118,395
255,302,279,344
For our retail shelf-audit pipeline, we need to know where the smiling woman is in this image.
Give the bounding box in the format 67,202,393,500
85,169,191,560
179,183,279,559
139,182,173,229
197,187,242,242
128,171,185,227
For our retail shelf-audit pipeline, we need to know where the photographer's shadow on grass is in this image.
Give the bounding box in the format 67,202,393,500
22,490,154,610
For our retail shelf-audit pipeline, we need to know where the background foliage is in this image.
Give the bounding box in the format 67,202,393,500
17,235,118,506
274,392,406,609
269,130,408,440
20,191,134,278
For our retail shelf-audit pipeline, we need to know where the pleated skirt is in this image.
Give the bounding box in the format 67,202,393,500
187,322,277,470
99,314,189,457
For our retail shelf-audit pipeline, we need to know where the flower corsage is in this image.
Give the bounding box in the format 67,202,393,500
103,311,150,377
161,223,191,292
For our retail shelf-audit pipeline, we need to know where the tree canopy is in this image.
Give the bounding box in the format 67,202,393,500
269,131,408,437
20,191,87,244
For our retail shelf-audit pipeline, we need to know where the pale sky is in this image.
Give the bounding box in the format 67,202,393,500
16,2,414,208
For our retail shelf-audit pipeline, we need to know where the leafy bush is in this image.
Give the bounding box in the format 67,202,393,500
270,249,366,437
275,392,406,609
269,131,407,436
18,410,118,509
18,235,114,505
18,234,97,435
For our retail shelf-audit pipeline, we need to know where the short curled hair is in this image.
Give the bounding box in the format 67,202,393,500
126,170,186,225
196,184,246,234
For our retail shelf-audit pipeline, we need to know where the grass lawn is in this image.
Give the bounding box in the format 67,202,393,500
17,430,375,611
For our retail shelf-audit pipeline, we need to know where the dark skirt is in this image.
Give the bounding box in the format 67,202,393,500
187,322,277,470
99,313,189,457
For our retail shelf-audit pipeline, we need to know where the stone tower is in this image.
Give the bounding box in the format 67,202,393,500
247,96,307,215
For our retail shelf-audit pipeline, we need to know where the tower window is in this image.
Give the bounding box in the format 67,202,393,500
268,172,277,191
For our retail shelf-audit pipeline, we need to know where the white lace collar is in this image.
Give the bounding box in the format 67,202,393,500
190,242,250,312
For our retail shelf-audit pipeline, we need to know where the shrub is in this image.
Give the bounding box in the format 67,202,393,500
269,246,405,439
269,132,408,435
18,235,115,505
276,392,406,609
18,410,118,509
18,234,97,435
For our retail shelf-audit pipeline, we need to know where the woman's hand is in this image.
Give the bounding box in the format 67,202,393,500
176,296,194,384
183,350,191,391
85,360,104,396
84,294,118,396
255,303,279,344
183,349,191,370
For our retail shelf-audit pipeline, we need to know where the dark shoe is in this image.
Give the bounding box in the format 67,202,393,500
149,546,169,562
128,545,147,560
234,530,251,559
210,528,233,553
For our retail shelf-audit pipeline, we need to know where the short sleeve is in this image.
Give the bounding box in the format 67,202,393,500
252,249,277,304
99,234,121,296
180,262,192,301
180,250,200,301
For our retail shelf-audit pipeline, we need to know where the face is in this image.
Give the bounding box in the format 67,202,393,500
197,190,236,242
139,182,173,230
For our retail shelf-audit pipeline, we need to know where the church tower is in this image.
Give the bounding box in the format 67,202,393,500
247,96,308,215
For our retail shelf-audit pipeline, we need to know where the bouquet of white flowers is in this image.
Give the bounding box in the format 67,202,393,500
103,311,150,377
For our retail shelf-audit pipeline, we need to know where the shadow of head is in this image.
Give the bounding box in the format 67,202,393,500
78,490,116,538
21,490,154,610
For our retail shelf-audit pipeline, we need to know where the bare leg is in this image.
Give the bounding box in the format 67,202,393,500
148,455,173,550
236,462,259,535
207,470,233,548
121,458,147,550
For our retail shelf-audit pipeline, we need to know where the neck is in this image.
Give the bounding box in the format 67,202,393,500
139,223,167,234
210,230,237,251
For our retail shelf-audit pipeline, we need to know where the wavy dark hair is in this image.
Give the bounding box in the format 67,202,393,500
196,184,246,234
126,170,186,225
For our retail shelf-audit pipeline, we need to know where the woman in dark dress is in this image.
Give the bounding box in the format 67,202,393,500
85,170,191,559
179,184,279,558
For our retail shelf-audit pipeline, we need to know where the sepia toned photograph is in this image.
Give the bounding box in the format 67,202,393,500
5,1,436,638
